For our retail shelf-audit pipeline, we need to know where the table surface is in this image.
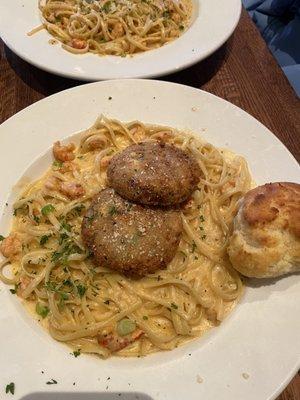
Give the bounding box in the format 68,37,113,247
0,7,299,400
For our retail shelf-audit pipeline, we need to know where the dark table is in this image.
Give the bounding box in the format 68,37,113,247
0,7,299,399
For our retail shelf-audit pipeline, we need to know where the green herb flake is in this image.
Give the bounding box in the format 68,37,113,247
163,10,170,18
102,1,111,13
179,250,187,259
73,349,81,357
5,382,15,395
41,204,55,216
191,241,197,253
108,205,117,216
33,215,40,224
142,315,148,320
76,284,86,298
171,302,178,310
199,215,205,222
74,204,85,214
179,24,184,30
104,299,110,305
9,288,16,294
60,221,72,232
40,235,50,246
201,234,207,240
52,160,63,168
46,379,57,385
0,235,5,241
63,279,72,287
36,302,50,319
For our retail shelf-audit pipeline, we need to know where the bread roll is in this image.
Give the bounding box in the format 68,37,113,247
228,182,300,278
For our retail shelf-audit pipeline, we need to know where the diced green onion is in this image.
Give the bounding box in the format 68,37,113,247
117,318,136,336
36,302,50,318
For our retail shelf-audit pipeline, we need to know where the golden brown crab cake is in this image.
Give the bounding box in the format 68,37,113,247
81,188,182,277
107,142,201,206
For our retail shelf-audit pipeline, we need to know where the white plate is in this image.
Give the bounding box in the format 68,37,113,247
0,0,241,80
0,80,299,400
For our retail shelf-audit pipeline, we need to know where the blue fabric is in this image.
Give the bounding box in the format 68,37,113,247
242,0,300,97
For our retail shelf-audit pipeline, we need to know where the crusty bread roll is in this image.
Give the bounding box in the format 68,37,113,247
227,182,300,278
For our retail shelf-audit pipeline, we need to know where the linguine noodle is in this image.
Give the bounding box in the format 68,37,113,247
0,116,252,358
31,0,192,56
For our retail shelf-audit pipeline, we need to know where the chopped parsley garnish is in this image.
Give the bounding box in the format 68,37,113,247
36,302,50,319
63,279,72,287
104,299,110,305
45,282,69,306
40,235,50,246
163,10,170,18
33,215,40,224
46,379,57,385
179,250,187,259
191,241,197,253
59,233,69,245
0,235,5,241
51,241,82,264
52,160,63,168
102,1,111,13
5,382,15,395
199,215,205,222
9,288,16,294
41,204,55,216
76,284,86,298
108,205,117,216
74,204,85,214
60,221,72,232
142,315,148,320
171,302,178,310
73,349,81,357
179,24,184,30
201,234,206,240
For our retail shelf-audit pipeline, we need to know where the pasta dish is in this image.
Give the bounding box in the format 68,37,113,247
32,0,192,56
0,116,252,358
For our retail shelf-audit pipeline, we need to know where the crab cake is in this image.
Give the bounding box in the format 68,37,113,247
107,142,201,206
228,182,300,278
81,188,182,277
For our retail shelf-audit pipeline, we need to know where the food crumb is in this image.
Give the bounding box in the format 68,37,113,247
191,107,197,112
196,375,203,384
242,373,250,380
48,39,58,45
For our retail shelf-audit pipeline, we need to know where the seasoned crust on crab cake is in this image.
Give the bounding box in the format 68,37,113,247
107,142,201,206
228,182,300,278
81,188,183,277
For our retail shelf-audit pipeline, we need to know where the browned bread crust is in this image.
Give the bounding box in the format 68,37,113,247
228,182,300,278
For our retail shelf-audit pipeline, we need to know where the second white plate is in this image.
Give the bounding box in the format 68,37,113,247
0,0,241,80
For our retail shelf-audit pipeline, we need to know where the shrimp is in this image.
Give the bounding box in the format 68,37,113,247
53,141,76,162
98,329,144,352
0,233,21,259
111,22,124,39
60,182,85,199
171,12,181,23
44,175,59,191
70,39,87,49
59,162,79,174
100,155,113,168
